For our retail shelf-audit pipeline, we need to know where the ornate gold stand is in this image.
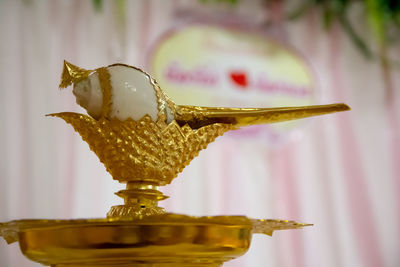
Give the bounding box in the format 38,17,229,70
0,61,350,266
0,111,311,266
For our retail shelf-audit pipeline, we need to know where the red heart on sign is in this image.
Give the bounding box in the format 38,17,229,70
230,71,248,88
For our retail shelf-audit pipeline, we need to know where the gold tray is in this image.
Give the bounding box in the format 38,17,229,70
0,214,309,267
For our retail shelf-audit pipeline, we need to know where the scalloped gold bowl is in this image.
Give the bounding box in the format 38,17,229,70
48,113,234,186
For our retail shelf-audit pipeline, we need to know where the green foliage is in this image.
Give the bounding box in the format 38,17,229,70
92,0,103,12
90,0,399,59
289,0,400,59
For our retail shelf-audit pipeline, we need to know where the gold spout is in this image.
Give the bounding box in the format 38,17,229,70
175,103,350,129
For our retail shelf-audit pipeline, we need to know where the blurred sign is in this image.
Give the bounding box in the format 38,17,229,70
149,24,316,143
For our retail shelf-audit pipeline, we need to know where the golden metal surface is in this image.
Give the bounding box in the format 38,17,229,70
47,113,234,187
96,67,113,118
0,61,349,266
46,110,234,218
0,215,310,266
47,101,348,219
59,60,92,89
175,103,350,129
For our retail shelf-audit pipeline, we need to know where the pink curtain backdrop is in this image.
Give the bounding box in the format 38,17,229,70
0,1,399,267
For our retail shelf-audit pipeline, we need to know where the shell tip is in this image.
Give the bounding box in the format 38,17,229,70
58,60,91,89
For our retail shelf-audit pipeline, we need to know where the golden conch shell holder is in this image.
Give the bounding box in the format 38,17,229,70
49,112,234,218
0,61,350,267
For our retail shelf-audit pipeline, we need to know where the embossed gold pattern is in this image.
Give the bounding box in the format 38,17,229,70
47,111,234,218
251,219,313,236
0,61,350,267
47,112,234,186
96,67,113,118
59,60,92,88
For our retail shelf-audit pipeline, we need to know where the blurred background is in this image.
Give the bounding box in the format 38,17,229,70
0,0,399,266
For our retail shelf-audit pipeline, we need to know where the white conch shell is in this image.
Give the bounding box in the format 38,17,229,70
61,61,350,129
70,63,174,123
72,72,103,119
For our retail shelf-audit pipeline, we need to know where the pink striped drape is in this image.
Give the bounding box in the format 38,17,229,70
0,1,399,267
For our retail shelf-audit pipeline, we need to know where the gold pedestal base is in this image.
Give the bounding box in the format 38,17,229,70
1,214,310,266
3,215,252,267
